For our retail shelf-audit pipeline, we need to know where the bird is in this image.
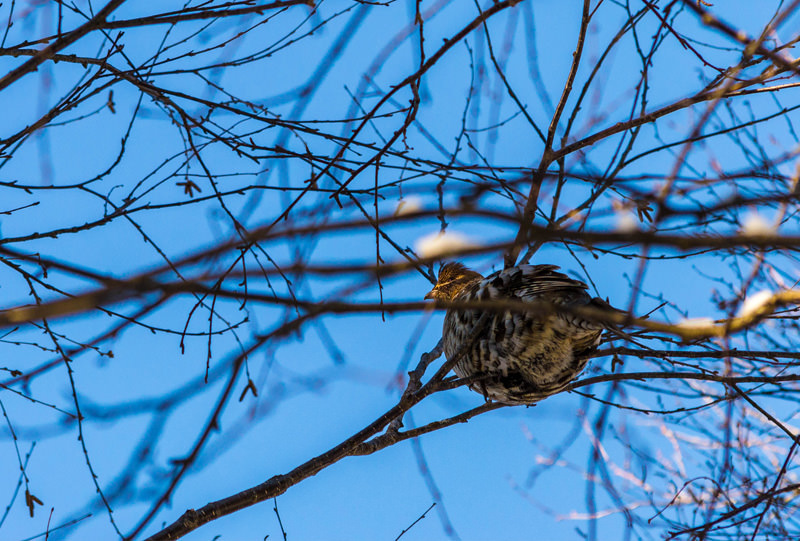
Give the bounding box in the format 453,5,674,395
424,262,615,405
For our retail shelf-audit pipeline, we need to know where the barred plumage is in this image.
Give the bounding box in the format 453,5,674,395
425,262,612,405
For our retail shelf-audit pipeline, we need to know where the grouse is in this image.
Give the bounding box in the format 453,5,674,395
424,262,612,405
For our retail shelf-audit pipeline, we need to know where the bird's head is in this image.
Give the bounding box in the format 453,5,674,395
424,262,483,301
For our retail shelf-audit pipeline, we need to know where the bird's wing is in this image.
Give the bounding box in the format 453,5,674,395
482,264,589,301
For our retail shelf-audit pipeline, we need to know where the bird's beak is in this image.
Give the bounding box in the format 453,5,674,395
424,289,435,300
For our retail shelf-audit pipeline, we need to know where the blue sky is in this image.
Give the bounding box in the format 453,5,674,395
1,1,799,540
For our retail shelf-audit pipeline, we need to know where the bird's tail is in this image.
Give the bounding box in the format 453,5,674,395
588,297,638,344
